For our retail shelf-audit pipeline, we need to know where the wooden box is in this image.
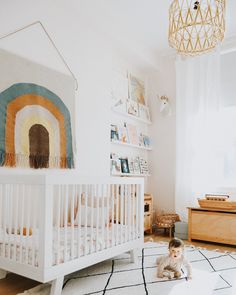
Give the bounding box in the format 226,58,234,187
188,207,236,245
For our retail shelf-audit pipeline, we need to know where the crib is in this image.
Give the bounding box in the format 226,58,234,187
0,173,144,295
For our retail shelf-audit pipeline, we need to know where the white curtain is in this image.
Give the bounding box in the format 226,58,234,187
175,51,221,221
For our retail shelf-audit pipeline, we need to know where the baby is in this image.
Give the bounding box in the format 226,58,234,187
156,238,192,280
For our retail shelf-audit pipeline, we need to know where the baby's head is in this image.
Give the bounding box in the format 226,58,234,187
168,238,184,259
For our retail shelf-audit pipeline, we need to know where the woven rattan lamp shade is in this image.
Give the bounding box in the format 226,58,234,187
169,0,226,55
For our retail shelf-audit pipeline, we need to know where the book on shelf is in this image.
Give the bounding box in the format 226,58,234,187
143,134,151,147
126,123,139,146
110,153,121,175
133,156,141,174
110,124,119,141
128,157,135,174
139,157,149,175
120,157,130,173
138,132,144,147
117,125,129,143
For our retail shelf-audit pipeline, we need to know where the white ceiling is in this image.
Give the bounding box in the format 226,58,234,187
76,0,236,66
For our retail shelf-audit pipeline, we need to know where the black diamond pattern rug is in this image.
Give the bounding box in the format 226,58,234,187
18,242,236,295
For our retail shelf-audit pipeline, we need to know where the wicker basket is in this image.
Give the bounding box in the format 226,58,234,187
156,213,180,228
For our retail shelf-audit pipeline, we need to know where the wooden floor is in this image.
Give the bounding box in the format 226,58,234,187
0,273,39,295
144,231,236,252
1,232,236,295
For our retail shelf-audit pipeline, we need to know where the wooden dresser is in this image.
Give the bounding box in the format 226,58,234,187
188,207,236,245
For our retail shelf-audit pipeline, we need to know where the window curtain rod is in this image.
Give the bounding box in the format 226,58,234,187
0,21,78,91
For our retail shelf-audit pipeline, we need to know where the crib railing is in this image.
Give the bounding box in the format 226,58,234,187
51,182,142,265
0,175,144,279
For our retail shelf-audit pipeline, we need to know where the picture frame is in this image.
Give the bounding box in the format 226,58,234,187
139,157,149,175
128,157,135,174
129,74,146,105
143,134,151,147
117,125,128,143
133,156,141,174
126,123,139,145
110,153,121,175
120,158,130,174
138,132,145,147
110,124,119,141
126,99,139,117
138,104,150,121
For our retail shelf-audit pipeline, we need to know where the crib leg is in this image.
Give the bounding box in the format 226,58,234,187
130,248,138,263
50,276,64,295
0,269,8,279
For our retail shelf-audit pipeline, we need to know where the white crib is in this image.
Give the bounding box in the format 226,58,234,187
0,173,144,295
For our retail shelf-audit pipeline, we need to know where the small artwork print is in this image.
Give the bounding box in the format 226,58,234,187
129,74,145,105
126,123,139,146
143,135,151,147
133,157,141,174
128,157,135,174
110,153,121,175
126,99,139,117
139,157,149,175
111,125,119,141
120,158,130,174
117,125,128,143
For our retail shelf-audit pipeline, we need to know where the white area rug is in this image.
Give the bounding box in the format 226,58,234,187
18,242,236,295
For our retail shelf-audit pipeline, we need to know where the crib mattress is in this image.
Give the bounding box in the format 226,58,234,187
0,224,138,267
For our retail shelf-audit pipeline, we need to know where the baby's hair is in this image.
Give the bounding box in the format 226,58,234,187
169,238,184,249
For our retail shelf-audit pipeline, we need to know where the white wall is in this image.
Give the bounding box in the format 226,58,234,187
148,57,176,214
0,0,157,180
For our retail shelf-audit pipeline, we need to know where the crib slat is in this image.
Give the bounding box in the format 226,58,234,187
101,184,105,250
124,185,128,243
32,187,37,267
135,184,139,239
2,185,6,259
19,185,25,264
64,185,69,263
71,185,75,261
90,184,94,254
132,184,135,240
7,184,12,260
111,184,115,247
26,185,31,265
106,184,110,249
77,185,82,258
115,185,119,246
56,185,61,265
39,183,53,269
84,184,88,256
13,185,18,262
95,184,99,252
127,184,131,241
120,184,124,245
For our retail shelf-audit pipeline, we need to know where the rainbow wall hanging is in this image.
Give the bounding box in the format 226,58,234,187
0,49,75,169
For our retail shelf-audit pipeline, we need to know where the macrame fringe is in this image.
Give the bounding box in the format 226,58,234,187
0,152,74,169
